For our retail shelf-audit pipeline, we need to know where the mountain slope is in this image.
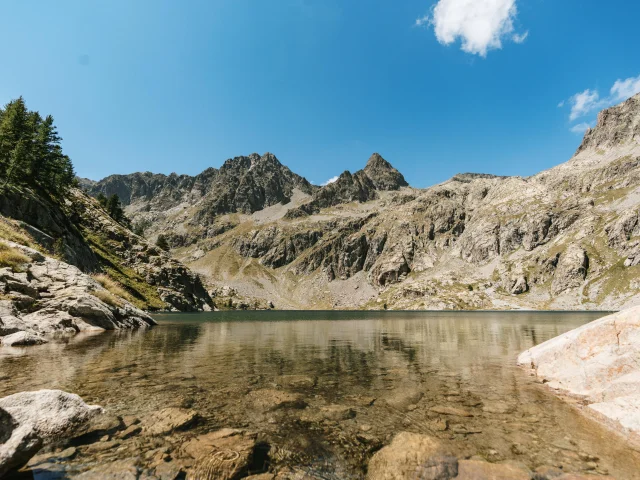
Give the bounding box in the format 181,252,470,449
87,94,640,310
0,185,213,312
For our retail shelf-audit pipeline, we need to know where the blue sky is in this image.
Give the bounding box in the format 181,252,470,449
1,0,639,188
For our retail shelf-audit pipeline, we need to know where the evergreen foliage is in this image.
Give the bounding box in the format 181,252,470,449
0,97,75,196
155,234,169,251
97,192,131,228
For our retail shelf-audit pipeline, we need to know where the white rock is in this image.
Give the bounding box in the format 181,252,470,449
1,331,47,347
0,390,103,476
518,306,640,439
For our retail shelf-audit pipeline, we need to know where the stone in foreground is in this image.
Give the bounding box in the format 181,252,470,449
0,389,102,477
182,428,260,480
518,305,640,444
366,431,532,479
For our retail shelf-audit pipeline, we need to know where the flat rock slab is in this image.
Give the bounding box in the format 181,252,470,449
182,429,258,480
589,394,640,433
456,459,530,479
142,407,198,436
74,458,140,480
518,306,640,441
429,406,474,417
246,389,307,412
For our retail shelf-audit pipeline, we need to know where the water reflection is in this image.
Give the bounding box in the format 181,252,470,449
1,311,638,479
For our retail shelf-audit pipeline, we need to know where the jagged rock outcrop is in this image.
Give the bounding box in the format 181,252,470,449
551,245,589,295
0,390,102,476
0,187,97,271
285,153,407,217
0,184,213,312
87,153,315,227
363,153,408,190
0,242,155,342
577,93,640,154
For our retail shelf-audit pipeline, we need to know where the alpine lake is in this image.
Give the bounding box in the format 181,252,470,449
2,311,639,479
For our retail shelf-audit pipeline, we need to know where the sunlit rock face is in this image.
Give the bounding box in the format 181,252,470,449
85,95,640,311
518,305,640,442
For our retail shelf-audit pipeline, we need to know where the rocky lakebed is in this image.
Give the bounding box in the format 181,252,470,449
1,310,639,479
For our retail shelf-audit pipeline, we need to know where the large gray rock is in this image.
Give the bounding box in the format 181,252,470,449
0,390,102,476
551,245,589,295
518,306,640,441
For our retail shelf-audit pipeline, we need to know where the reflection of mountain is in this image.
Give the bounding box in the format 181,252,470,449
5,311,638,479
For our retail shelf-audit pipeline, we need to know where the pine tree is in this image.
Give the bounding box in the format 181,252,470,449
102,194,131,228
0,98,29,181
97,193,108,208
156,234,169,251
0,97,75,196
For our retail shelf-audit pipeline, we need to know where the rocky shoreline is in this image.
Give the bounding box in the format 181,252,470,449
518,306,640,450
0,242,155,347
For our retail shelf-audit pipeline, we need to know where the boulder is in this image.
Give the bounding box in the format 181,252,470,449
1,331,48,346
551,245,589,295
0,390,102,477
246,389,307,412
183,429,260,480
142,407,198,436
366,432,456,480
518,306,640,441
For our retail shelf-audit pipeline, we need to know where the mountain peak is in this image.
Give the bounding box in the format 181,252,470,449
363,153,409,190
576,93,640,155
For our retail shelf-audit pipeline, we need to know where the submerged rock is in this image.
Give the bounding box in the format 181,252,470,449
518,305,640,443
142,407,198,436
0,389,102,477
457,459,530,479
74,457,140,480
366,432,455,479
182,429,261,480
246,389,307,412
366,431,537,479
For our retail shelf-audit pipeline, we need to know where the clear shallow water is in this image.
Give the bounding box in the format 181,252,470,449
1,310,639,479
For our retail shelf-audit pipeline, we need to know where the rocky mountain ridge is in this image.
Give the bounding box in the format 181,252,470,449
85,94,640,310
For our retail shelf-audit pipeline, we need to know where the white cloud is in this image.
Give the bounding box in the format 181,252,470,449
321,176,339,186
512,31,528,44
419,0,524,57
610,74,640,102
570,122,593,135
415,15,429,27
569,89,601,121
557,100,565,108
565,74,640,123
